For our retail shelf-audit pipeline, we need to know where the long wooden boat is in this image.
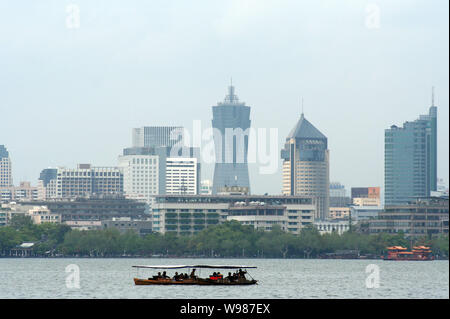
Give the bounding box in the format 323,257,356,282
132,264,258,286
134,278,199,285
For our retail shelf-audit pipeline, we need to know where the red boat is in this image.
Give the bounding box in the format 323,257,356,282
383,246,434,261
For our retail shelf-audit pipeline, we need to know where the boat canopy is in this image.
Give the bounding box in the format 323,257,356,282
387,246,407,250
132,265,257,269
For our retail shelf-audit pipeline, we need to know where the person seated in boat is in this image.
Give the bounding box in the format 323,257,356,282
173,272,180,281
152,272,162,280
226,272,235,282
209,272,219,280
217,272,223,279
162,271,169,279
190,269,197,279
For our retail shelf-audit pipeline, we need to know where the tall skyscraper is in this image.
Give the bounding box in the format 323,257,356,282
132,126,184,149
384,96,437,206
0,145,13,188
281,113,330,219
211,84,251,194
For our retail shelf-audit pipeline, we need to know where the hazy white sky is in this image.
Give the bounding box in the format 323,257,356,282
0,0,448,195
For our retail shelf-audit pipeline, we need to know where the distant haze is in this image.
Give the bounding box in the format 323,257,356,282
0,0,448,195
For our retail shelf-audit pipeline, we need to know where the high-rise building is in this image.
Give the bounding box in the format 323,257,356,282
166,157,200,195
211,84,251,194
118,148,163,208
384,99,437,205
281,113,330,219
0,145,13,188
118,146,200,208
132,126,184,149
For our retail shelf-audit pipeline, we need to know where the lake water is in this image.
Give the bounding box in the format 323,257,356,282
0,258,448,299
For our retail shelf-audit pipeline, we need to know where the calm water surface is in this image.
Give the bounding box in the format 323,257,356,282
0,258,448,299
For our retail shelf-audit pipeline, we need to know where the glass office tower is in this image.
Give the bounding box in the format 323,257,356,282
211,85,251,194
0,145,13,187
132,126,184,149
384,105,437,206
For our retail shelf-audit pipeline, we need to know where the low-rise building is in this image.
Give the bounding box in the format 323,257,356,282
314,220,356,235
350,205,383,221
64,220,102,230
328,207,351,220
28,206,61,224
101,217,152,236
369,197,449,238
0,203,60,225
20,194,148,224
352,197,381,207
152,194,316,235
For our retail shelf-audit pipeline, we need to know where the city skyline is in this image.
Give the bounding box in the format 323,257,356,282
0,1,448,196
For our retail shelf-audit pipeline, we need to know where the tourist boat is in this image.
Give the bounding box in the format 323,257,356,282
132,264,258,285
383,246,434,261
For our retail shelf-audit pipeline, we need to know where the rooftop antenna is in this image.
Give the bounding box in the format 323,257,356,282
301,97,304,117
431,86,435,106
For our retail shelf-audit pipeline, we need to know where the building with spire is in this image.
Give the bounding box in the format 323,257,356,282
211,84,251,194
281,114,329,219
384,89,438,205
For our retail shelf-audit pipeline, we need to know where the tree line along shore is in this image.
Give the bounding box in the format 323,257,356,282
0,215,448,258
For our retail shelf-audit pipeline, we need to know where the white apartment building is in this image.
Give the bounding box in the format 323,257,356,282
54,164,123,198
166,157,199,195
0,182,39,202
118,154,161,208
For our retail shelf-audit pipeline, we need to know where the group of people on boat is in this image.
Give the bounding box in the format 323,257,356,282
225,269,247,282
151,269,197,281
148,268,248,282
210,269,247,282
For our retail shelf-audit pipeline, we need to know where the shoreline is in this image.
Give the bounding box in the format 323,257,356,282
1,256,448,260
